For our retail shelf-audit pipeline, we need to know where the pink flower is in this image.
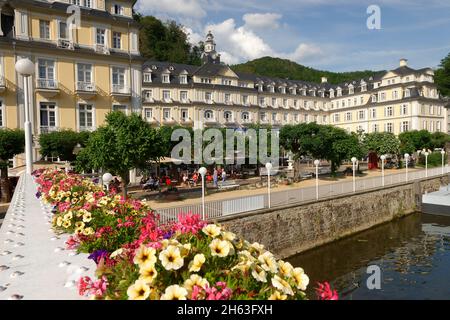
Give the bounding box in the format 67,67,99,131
172,213,207,235
316,282,338,300
66,235,80,250
77,276,108,297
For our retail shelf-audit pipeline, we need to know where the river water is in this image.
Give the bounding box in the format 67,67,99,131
287,213,450,300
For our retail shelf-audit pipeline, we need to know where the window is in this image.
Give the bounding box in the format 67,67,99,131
423,120,427,130
112,105,127,114
162,74,170,84
429,105,434,115
201,78,211,84
361,84,367,92
385,106,393,117
112,67,126,92
162,90,171,101
323,115,327,124
204,110,214,120
401,121,409,133
370,108,376,119
260,112,267,121
96,28,106,45
77,63,93,90
242,95,249,105
348,86,354,94
283,113,288,122
79,104,94,131
259,97,265,106
143,73,152,83
385,123,393,133
405,89,411,98
272,113,277,122
329,90,335,98
225,93,231,104
113,32,121,49
360,97,364,105
437,121,441,132
40,103,57,133
144,108,153,120
400,104,408,115
241,112,250,122
430,121,434,132
59,21,68,39
224,111,233,122
280,87,286,94
371,95,377,103
163,108,171,120
393,91,398,100
358,110,365,120
272,98,277,107
113,4,124,15
180,75,188,84
294,114,299,122
181,109,189,120
40,20,50,40
144,90,152,101
345,112,352,122
372,124,379,133
438,106,442,116
20,12,27,34
37,59,56,88
333,113,340,123
379,92,386,101
180,91,188,102
283,99,288,107
337,88,342,97
205,92,212,103
304,114,309,123
84,0,92,7
222,79,232,86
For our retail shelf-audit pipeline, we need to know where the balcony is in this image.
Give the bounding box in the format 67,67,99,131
204,118,218,125
95,44,110,55
0,75,5,93
180,117,193,125
162,117,176,125
76,82,97,100
40,126,58,134
57,39,74,50
111,84,131,101
224,118,237,126
36,79,59,97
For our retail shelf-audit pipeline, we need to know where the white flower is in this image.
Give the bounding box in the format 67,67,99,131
292,267,309,291
271,275,294,296
159,245,184,270
189,254,206,272
184,274,209,293
82,211,92,223
127,280,151,300
161,285,188,300
251,265,267,283
209,239,232,258
202,224,222,238
258,252,278,273
278,260,294,278
139,263,158,284
134,245,157,267
222,231,236,241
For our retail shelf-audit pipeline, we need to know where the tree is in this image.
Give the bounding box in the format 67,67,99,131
75,112,165,198
39,130,82,161
0,129,25,202
363,132,400,156
435,52,450,97
398,130,432,155
430,132,450,150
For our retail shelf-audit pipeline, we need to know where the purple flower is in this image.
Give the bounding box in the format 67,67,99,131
88,250,109,264
36,191,42,199
163,231,174,240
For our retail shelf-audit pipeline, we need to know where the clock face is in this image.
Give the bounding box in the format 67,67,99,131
212,53,217,59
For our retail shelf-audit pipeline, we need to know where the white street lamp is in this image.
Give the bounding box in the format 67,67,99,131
15,58,35,175
314,159,320,200
351,157,357,193
102,172,113,191
424,152,429,177
404,153,410,182
380,155,386,187
198,167,207,220
265,162,273,208
441,150,446,175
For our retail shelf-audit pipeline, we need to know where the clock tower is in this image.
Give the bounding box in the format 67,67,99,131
201,31,221,64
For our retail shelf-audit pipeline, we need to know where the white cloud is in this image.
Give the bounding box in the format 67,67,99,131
284,43,324,62
242,13,282,30
136,0,207,19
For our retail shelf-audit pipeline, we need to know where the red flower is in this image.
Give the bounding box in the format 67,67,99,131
316,282,338,300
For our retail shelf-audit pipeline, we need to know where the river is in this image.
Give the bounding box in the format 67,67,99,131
287,213,450,300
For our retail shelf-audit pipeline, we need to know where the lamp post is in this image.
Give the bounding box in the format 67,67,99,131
314,160,320,200
198,167,207,220
404,153,410,182
102,172,113,192
15,58,35,175
265,162,273,208
351,157,357,193
441,150,446,175
380,155,386,187
424,151,429,177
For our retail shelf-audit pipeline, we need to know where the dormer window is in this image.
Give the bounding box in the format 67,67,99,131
337,88,342,97
371,95,377,102
258,84,263,92
179,75,188,84
72,0,93,8
268,85,275,93
113,4,124,15
348,85,354,95
162,74,170,84
361,84,367,92
280,87,286,94
201,78,212,84
290,88,296,95
329,89,335,98
405,88,411,98
143,73,152,83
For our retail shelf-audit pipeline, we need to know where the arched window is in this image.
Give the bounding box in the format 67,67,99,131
204,110,214,120
241,112,250,122
224,111,233,121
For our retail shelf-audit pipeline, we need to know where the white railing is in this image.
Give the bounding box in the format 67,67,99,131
111,84,130,94
76,82,95,92
155,167,449,222
36,79,58,89
40,126,58,134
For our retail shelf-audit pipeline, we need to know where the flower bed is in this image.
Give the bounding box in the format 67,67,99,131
34,169,337,300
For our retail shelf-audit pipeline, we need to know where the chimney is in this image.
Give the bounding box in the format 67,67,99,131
400,58,408,67
321,77,328,83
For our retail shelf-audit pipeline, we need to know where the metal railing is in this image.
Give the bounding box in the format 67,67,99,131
76,81,95,92
111,84,130,94
36,79,58,89
155,166,449,223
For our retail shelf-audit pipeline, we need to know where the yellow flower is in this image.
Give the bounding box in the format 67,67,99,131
250,242,265,254
62,220,71,229
202,224,222,238
251,265,267,283
63,211,73,220
160,239,180,250
82,212,92,223
268,291,287,300
75,221,85,229
127,280,151,300
271,275,294,296
258,252,278,273
189,254,206,272
56,216,63,227
184,274,209,294
222,231,236,241
180,243,191,258
134,245,157,268
159,245,184,270
82,227,94,236
278,261,294,278
161,285,188,300
139,263,158,284
292,267,309,291
110,248,124,259
209,239,232,258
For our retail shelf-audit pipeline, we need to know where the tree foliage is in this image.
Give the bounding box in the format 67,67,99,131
75,112,165,197
398,130,432,155
39,130,87,161
135,15,203,65
435,52,450,97
232,57,381,85
363,132,400,156
0,129,25,202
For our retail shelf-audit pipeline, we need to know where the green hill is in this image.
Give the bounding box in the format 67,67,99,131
231,57,382,85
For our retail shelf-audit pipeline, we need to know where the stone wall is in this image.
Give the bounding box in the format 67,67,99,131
219,175,449,259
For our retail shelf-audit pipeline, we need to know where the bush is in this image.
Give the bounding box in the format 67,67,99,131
418,152,447,167
39,130,84,161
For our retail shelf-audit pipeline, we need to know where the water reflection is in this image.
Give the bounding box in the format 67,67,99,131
287,213,450,300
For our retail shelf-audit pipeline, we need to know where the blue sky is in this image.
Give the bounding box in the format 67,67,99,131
135,0,450,72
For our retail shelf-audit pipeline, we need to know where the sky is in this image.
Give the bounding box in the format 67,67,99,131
135,0,450,72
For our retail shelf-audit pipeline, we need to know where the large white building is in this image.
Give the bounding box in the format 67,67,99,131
141,32,448,135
